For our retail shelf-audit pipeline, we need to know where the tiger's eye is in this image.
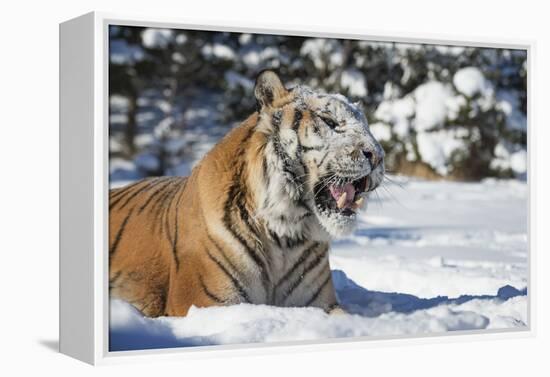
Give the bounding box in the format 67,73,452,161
321,116,338,129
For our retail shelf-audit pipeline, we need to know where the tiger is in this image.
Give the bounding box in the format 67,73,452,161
109,70,385,317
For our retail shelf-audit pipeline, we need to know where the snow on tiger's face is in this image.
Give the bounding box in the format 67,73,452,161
254,71,385,238
292,86,385,236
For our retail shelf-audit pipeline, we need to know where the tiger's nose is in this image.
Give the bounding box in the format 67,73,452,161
362,148,383,168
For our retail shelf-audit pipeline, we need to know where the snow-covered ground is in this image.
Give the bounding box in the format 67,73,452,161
109,177,528,351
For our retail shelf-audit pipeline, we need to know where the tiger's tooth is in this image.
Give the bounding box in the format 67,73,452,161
336,192,347,209
355,197,364,207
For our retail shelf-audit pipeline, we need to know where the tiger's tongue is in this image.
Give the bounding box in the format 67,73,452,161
329,183,355,206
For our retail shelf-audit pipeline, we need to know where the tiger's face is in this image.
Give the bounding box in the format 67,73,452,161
255,71,385,238
295,87,385,236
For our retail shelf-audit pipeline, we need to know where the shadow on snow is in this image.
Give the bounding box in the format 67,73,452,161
332,269,527,317
109,269,526,352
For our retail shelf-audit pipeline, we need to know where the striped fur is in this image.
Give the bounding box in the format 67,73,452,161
109,71,384,317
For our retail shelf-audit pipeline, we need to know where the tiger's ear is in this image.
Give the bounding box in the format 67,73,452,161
254,70,288,110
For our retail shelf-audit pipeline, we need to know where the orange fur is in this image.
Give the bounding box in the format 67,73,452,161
109,114,299,316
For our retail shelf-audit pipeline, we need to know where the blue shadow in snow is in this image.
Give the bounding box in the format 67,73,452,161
332,269,527,317
347,225,457,242
110,269,527,352
352,226,425,240
109,326,206,352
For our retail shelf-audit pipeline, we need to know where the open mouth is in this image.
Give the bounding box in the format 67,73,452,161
315,175,370,217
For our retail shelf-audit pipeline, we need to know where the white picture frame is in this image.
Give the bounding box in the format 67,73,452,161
59,11,536,365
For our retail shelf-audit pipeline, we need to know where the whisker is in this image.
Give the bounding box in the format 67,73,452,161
383,174,407,190
313,181,332,198
373,188,383,208
379,182,408,209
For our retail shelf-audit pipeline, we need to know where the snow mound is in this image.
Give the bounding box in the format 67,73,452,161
374,96,415,138
375,81,459,136
109,179,528,351
414,81,454,131
453,67,493,98
416,129,467,175
110,277,525,351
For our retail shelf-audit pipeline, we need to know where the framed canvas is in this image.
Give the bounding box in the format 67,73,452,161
59,11,535,365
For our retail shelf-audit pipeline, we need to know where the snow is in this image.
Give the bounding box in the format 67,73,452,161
106,32,528,350
110,40,144,65
414,81,454,131
434,45,466,56
175,34,188,45
497,90,527,131
375,81,458,136
142,29,174,49
109,95,129,111
242,47,280,68
340,68,368,98
202,43,236,61
368,122,392,142
300,39,344,70
510,150,527,174
491,143,528,175
172,52,185,64
373,75,526,178
110,157,143,183
382,81,402,100
110,178,528,351
374,96,415,138
453,67,493,98
134,152,161,172
134,134,155,149
445,94,467,121
110,296,506,350
225,70,254,91
109,113,128,125
110,158,136,174
239,33,252,45
416,129,467,175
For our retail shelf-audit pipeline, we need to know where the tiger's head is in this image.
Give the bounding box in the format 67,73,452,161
254,70,385,239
